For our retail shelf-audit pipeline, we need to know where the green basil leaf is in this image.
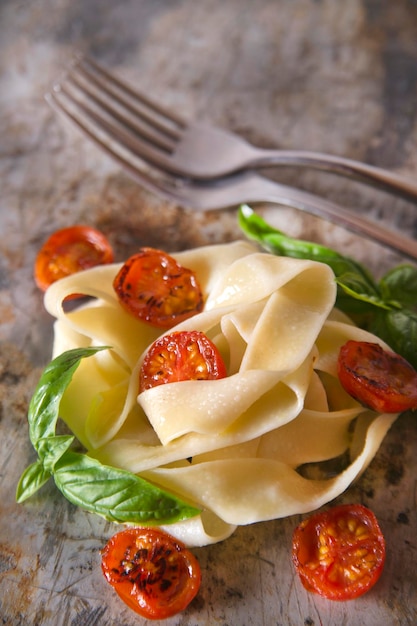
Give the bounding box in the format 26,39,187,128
239,204,373,279
37,435,75,472
28,346,108,450
53,450,200,524
369,308,417,370
19,345,201,524
380,264,417,310
336,273,392,311
18,347,106,500
239,205,381,312
239,205,417,369
16,459,52,503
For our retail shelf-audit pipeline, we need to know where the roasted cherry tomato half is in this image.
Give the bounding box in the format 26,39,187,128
337,340,417,413
140,330,227,391
34,225,114,292
101,527,201,620
113,248,203,328
292,504,385,601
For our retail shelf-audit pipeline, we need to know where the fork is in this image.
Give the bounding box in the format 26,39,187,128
45,55,417,203
45,60,417,262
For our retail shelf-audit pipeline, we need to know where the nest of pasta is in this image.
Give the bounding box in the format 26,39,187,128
44,241,397,546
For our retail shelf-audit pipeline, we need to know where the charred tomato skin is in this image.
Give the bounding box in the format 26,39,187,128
113,247,203,328
337,340,417,413
34,225,114,293
139,330,227,391
292,504,386,601
101,527,201,620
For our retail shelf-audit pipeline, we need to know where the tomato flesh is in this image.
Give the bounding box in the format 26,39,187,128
113,248,203,328
34,225,114,292
140,330,227,391
338,340,417,413
101,527,201,619
292,504,385,600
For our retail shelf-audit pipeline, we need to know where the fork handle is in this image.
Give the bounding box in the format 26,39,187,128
201,174,417,262
248,149,417,203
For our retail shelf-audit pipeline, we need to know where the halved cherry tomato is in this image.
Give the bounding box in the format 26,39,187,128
292,504,385,601
113,248,203,328
140,330,227,391
34,225,114,292
101,527,201,620
337,340,417,413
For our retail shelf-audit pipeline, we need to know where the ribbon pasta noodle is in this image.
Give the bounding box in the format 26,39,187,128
44,241,398,546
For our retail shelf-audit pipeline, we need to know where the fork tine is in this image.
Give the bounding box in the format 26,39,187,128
50,72,192,174
44,89,186,203
78,56,187,139
64,73,176,152
70,60,178,150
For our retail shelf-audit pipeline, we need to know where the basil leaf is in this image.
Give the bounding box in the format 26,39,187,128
238,205,381,311
17,347,106,501
380,264,417,310
369,308,417,370
239,205,417,369
18,346,201,524
28,346,108,450
336,273,393,312
37,435,75,472
53,450,200,524
238,204,370,277
16,459,51,503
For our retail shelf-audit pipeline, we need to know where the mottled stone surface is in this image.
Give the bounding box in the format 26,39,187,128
1,1,417,624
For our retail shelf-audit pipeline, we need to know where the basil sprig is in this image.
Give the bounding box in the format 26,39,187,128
238,205,417,369
16,347,200,524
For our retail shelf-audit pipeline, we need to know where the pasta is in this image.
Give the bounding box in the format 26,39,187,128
44,241,398,546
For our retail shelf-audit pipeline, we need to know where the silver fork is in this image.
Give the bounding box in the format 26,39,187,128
45,60,417,262
46,55,417,203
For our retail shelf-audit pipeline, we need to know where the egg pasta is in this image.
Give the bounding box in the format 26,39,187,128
43,241,397,546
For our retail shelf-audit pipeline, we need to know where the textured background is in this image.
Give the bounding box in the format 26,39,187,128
1,1,417,624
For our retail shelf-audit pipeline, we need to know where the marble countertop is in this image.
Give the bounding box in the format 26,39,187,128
1,1,417,624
